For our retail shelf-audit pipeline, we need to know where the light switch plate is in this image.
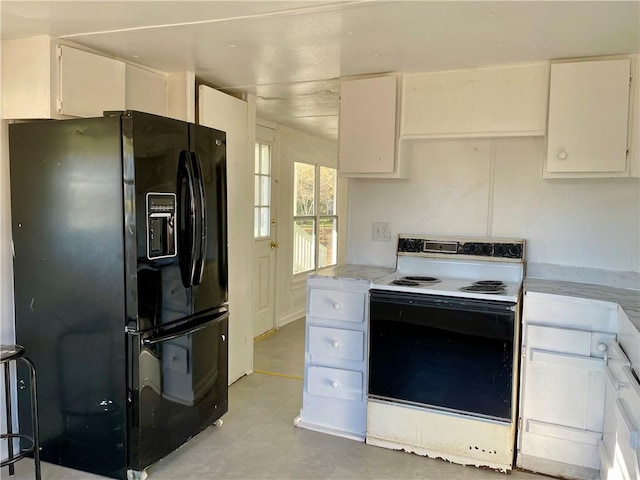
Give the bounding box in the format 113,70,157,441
372,222,391,242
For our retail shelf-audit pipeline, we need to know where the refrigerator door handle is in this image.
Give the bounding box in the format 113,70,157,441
142,309,229,346
177,150,197,287
190,151,207,286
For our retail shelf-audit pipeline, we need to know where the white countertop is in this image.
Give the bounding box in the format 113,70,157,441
310,264,395,282
310,264,640,331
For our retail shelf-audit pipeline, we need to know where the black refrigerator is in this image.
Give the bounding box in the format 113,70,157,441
9,111,229,479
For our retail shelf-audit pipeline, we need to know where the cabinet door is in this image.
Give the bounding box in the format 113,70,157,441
546,59,630,175
401,64,548,137
520,324,610,470
338,76,397,174
59,46,126,118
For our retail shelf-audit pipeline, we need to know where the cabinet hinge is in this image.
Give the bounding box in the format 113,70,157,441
56,98,63,113
630,75,633,86
56,45,63,59
627,147,631,160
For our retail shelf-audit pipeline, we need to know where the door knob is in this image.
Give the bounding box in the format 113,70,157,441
270,241,279,249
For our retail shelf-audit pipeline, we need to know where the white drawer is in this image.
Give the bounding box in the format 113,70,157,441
308,288,365,323
309,326,364,362
307,366,363,401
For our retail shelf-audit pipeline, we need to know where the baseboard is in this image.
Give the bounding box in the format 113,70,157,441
516,452,600,480
278,309,305,328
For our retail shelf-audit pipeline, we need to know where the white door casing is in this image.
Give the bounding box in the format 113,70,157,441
253,124,278,338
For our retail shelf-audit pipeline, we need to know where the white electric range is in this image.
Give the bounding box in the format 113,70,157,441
366,234,526,472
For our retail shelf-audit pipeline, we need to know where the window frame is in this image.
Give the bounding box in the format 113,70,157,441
292,162,338,276
254,140,273,240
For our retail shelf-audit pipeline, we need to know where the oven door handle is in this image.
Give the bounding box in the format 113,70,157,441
370,289,517,313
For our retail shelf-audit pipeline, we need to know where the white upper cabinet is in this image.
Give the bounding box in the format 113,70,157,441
125,64,168,118
2,36,125,119
545,58,631,178
338,75,408,178
401,63,549,138
58,46,125,118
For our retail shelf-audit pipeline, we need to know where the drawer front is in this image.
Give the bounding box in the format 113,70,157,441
307,366,363,401
309,326,364,362
309,288,365,323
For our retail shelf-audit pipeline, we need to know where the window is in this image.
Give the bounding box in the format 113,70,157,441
293,163,338,274
254,142,271,239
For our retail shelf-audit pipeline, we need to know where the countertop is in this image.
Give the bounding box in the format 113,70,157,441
310,265,640,330
310,264,395,282
524,277,640,330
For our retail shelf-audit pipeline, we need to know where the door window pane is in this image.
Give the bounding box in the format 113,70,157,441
260,207,270,239
254,142,272,239
261,144,270,174
293,219,315,274
318,217,337,269
260,176,270,206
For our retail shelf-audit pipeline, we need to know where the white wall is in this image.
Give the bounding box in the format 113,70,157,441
275,126,343,326
347,137,640,276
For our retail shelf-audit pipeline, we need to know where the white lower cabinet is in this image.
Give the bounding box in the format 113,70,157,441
600,341,640,480
517,293,617,479
295,276,369,440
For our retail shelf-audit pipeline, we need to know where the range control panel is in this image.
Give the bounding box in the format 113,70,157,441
397,235,525,261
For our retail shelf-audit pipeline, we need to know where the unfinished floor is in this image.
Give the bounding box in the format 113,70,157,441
6,319,547,480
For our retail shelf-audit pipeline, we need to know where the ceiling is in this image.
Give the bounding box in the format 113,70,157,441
2,1,639,140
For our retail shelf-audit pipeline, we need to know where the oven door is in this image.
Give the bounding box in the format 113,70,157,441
369,290,517,421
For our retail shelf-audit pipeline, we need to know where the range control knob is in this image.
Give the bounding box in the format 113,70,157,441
494,243,523,259
398,238,422,253
462,242,492,256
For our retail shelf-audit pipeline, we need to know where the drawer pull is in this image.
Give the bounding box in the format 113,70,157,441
597,343,608,353
331,340,340,349
331,381,339,389
333,302,341,310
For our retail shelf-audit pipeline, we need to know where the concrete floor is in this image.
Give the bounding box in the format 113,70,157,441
6,319,548,480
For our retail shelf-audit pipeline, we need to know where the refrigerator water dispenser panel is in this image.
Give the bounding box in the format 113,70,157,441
147,193,177,260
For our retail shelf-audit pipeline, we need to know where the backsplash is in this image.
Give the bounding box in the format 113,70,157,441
347,137,640,274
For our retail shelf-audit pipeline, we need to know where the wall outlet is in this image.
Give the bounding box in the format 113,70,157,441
372,222,391,242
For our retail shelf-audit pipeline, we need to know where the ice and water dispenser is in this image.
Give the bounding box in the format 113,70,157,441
146,193,177,260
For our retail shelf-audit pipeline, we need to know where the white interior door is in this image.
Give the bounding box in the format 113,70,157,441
198,85,253,385
253,125,278,338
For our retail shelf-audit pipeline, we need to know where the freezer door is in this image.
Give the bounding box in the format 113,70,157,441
9,117,128,479
189,124,228,312
128,308,229,471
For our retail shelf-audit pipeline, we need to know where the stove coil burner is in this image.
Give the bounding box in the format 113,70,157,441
402,276,440,283
389,276,441,287
472,280,506,287
460,280,507,294
389,279,420,286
